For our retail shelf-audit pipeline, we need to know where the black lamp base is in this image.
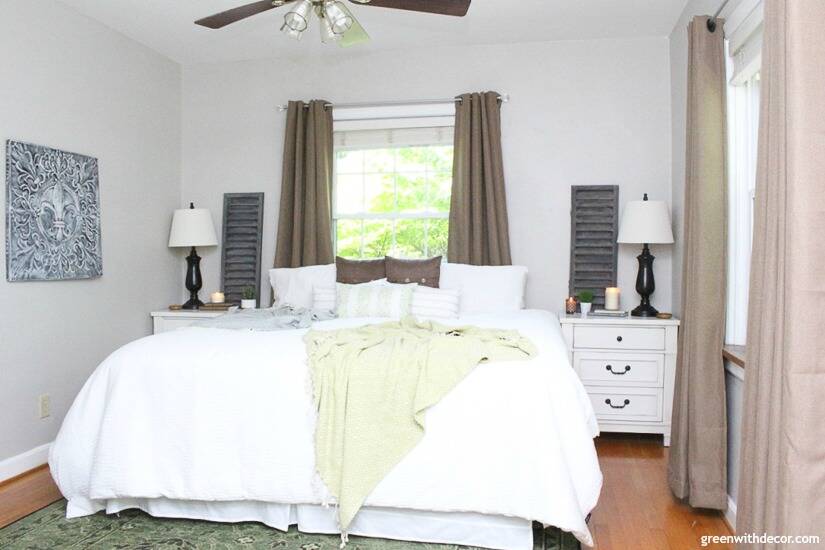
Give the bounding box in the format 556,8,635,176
631,302,659,318
181,246,204,310
181,296,204,310
631,243,658,318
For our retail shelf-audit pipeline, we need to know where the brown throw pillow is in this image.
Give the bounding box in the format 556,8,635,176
385,256,442,288
336,257,386,284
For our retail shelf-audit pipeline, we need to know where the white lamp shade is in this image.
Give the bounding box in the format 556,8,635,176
168,207,218,248
617,200,674,244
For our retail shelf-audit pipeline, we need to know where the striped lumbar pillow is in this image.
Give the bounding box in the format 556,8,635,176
312,286,337,312
336,282,415,319
411,286,460,319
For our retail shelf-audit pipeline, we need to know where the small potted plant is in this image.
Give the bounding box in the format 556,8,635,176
240,287,257,309
577,290,594,318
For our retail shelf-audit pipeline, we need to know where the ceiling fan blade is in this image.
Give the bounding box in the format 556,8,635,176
337,3,371,47
348,0,471,17
195,1,286,29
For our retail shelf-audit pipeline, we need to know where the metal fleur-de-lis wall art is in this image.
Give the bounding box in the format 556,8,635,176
5,140,102,282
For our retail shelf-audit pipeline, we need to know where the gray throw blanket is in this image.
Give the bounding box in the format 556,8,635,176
190,306,334,331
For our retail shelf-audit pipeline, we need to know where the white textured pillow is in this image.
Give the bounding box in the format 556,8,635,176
439,263,528,314
411,286,460,319
312,286,337,312
269,264,335,308
336,282,415,319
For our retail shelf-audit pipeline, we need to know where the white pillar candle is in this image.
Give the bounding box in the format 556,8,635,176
211,291,225,304
605,287,621,310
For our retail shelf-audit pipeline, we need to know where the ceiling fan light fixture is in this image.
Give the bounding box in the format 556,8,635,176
319,15,343,43
323,1,353,34
282,0,312,32
280,21,305,40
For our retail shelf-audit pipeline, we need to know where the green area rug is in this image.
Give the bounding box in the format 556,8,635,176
0,501,579,550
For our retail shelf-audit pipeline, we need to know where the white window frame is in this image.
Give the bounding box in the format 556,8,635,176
331,105,455,259
724,0,763,346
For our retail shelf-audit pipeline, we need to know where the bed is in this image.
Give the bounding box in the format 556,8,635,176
49,309,602,549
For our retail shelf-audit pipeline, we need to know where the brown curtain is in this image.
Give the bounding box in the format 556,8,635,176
274,100,334,268
737,1,825,543
667,16,728,510
448,91,512,265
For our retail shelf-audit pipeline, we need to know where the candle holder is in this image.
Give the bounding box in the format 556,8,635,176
565,297,578,315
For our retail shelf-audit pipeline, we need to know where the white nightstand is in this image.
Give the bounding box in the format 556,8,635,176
151,310,228,334
559,315,680,446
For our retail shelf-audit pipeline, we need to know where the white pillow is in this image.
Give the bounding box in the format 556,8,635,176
269,264,335,308
439,263,528,314
411,286,460,319
336,282,415,319
312,285,337,312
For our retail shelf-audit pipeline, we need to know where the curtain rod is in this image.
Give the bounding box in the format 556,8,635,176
706,0,730,32
276,94,510,112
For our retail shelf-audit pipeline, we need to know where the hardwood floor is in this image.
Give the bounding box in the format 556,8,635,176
1,435,732,548
591,433,732,549
0,465,62,529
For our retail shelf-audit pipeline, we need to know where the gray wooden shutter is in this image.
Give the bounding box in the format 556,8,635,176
569,185,619,310
221,193,265,305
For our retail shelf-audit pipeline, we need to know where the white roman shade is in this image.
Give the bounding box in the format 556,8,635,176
725,0,764,85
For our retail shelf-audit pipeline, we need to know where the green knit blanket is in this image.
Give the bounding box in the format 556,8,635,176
304,317,537,533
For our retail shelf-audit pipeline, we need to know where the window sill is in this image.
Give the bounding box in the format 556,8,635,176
723,344,746,368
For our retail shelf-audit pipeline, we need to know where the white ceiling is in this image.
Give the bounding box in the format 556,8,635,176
56,0,689,65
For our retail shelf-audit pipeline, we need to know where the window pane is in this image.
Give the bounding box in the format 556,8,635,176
363,149,394,173
333,128,454,260
394,219,427,258
427,218,449,258
364,173,395,214
335,174,363,215
363,220,393,258
336,150,363,174
428,172,452,213
336,219,363,259
396,173,428,214
395,147,429,173
430,146,453,172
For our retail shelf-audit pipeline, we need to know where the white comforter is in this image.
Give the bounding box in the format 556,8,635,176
49,310,602,546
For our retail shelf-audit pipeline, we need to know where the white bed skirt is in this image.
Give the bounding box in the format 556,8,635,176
80,498,534,550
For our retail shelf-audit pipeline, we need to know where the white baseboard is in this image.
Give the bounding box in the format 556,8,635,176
724,494,737,532
0,442,52,482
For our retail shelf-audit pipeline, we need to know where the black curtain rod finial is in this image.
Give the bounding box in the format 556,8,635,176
707,18,718,32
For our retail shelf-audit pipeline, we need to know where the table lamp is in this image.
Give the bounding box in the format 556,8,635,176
168,203,218,309
617,194,674,317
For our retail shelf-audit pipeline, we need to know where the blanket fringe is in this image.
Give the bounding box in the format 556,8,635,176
339,531,349,548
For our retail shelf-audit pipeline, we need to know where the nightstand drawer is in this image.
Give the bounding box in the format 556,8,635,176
574,352,664,387
573,325,665,351
587,386,663,422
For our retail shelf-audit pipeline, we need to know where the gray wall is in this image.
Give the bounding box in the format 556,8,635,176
0,0,182,463
182,37,674,312
725,361,745,523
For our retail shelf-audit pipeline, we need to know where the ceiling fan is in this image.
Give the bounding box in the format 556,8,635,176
195,0,471,47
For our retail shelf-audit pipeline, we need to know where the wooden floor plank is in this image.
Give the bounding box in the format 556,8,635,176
592,433,732,550
0,465,63,528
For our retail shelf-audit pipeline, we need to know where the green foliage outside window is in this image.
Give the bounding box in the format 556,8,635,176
334,144,452,259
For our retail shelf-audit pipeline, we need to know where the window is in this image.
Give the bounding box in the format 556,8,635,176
333,126,454,259
724,1,763,345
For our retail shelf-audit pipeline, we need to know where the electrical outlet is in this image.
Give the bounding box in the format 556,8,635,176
39,394,50,419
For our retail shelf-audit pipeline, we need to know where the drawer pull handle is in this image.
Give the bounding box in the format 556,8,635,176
605,398,631,409
616,336,623,342
606,365,631,375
